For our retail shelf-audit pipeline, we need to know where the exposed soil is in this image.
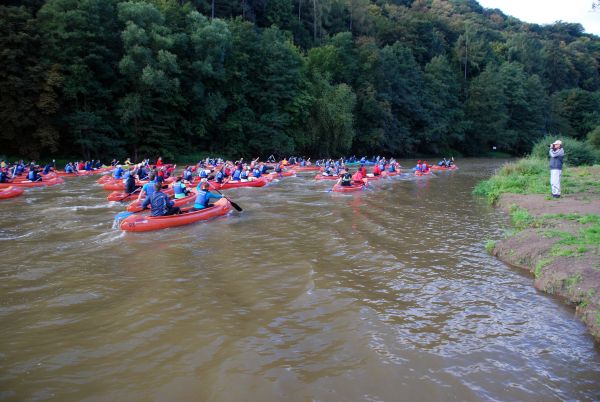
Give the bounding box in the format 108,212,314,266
493,193,600,341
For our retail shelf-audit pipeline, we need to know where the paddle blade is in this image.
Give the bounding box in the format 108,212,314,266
113,211,134,229
229,200,243,212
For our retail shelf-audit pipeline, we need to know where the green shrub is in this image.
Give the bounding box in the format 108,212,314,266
473,158,548,203
531,136,599,166
587,125,600,150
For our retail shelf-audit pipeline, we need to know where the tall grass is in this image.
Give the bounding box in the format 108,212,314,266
473,158,549,203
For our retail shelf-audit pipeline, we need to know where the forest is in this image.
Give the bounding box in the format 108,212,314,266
1,0,599,160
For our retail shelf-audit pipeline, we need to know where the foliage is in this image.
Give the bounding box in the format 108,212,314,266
530,136,600,166
473,158,549,203
588,125,600,150
1,0,600,160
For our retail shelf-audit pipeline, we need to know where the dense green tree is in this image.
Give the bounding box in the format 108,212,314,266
37,0,122,159
549,89,600,139
422,55,465,153
117,1,183,160
0,6,61,158
2,0,599,160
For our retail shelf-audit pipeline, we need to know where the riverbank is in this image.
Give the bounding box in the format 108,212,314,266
478,163,600,341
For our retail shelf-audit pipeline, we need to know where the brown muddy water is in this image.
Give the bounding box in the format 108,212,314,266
1,159,599,401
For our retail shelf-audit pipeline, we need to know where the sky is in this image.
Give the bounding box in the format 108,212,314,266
477,0,600,36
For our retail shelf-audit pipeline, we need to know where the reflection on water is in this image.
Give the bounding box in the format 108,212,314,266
1,159,599,401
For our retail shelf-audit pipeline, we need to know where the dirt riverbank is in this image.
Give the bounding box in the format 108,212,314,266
491,193,600,341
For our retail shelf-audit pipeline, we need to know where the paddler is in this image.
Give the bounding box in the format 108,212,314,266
142,182,180,216
124,168,139,195
194,181,223,209
337,171,353,187
28,166,42,182
137,173,157,202
172,176,191,199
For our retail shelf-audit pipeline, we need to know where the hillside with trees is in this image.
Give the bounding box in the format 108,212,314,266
1,0,599,160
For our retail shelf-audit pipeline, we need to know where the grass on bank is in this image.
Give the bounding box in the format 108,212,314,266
474,158,600,204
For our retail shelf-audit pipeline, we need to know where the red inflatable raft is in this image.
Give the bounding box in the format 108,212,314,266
293,165,321,172
120,198,232,232
0,186,25,199
0,177,64,188
213,176,268,190
414,170,432,176
332,182,367,193
314,174,339,180
430,165,458,171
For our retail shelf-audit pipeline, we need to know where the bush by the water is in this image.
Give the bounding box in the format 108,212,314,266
588,126,600,150
530,137,599,166
473,158,549,203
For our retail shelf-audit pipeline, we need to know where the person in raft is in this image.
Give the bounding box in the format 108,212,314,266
28,166,42,182
422,161,430,172
124,168,139,195
172,177,191,199
337,171,353,187
142,182,180,216
113,165,124,179
352,168,366,184
414,160,423,171
372,163,382,176
194,181,223,209
137,173,157,202
549,139,564,198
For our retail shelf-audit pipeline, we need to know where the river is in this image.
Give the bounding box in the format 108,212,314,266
1,159,599,401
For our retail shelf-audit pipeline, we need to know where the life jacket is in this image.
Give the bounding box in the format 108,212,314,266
113,167,123,179
125,176,137,194
352,171,363,182
200,170,208,178
28,170,35,181
194,189,210,209
65,165,73,173
373,165,381,175
216,171,224,183
241,170,249,179
173,181,185,198
232,169,241,181
341,173,352,185
252,168,261,178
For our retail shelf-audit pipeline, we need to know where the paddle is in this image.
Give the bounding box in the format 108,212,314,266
119,187,140,202
207,182,243,212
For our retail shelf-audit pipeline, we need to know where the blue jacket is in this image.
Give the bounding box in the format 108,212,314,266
113,167,123,179
142,180,157,198
194,189,223,209
141,190,173,216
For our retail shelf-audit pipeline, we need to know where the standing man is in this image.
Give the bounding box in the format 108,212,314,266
549,139,564,198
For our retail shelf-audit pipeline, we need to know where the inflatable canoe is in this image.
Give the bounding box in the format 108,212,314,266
120,198,232,232
0,186,24,199
314,174,339,180
214,176,268,190
0,177,64,188
293,165,321,172
332,182,367,193
414,170,432,176
430,165,457,171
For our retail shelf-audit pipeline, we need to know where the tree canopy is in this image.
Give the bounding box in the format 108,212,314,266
1,0,599,159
